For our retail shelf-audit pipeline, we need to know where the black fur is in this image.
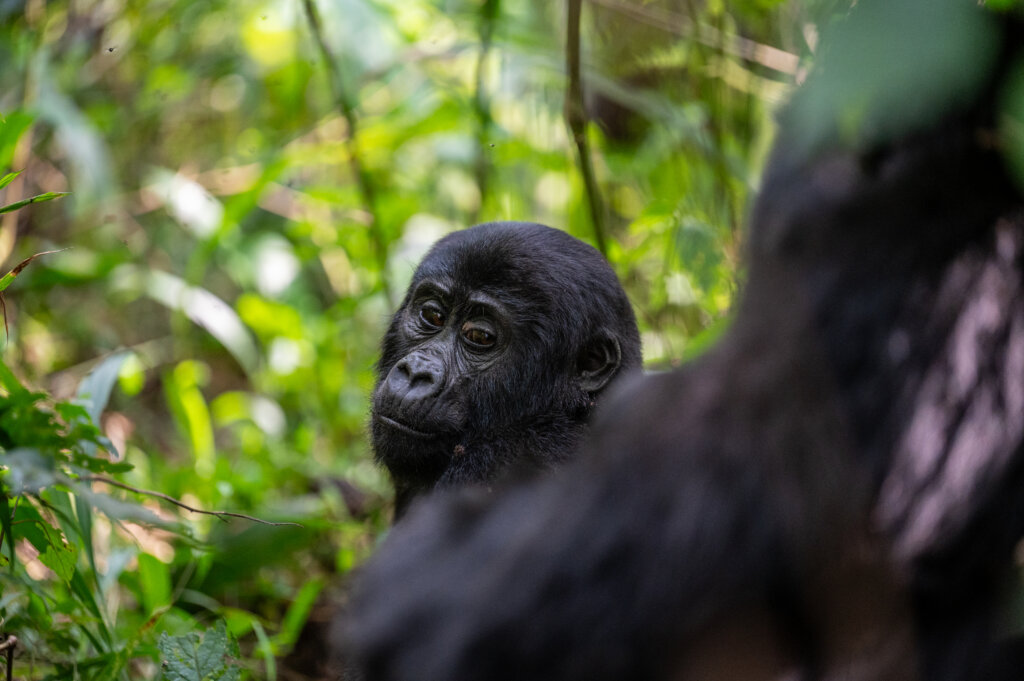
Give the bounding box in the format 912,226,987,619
345,10,1024,681
372,221,641,518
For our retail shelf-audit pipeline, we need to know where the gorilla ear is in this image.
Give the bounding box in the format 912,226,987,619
576,333,622,393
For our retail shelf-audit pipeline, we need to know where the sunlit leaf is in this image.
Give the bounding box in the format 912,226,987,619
110,265,259,374
0,111,33,169
0,170,22,191
0,359,29,395
275,577,324,648
164,361,216,478
137,552,173,615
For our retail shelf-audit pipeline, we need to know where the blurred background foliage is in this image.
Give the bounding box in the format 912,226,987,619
0,0,872,677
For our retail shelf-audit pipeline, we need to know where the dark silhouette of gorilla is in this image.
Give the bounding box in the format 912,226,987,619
344,7,1024,681
372,221,641,518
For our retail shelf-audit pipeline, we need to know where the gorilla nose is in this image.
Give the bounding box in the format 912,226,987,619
387,354,444,400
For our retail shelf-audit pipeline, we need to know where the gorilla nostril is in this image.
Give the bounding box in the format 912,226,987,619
387,355,442,399
409,368,436,388
407,367,440,398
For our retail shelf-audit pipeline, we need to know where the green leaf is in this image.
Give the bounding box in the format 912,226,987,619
69,568,113,646
4,448,58,493
69,451,133,474
38,523,77,585
164,361,216,479
0,360,29,395
275,577,324,649
159,620,241,681
0,191,70,215
0,491,14,567
137,552,172,615
0,248,69,293
0,170,21,191
0,111,32,169
75,492,97,577
76,352,130,425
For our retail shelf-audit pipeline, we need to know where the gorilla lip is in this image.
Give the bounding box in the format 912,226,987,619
375,414,439,439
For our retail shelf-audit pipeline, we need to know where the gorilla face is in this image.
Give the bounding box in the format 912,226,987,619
371,221,641,517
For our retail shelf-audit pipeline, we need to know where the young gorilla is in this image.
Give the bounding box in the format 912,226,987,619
345,8,1024,681
372,221,641,518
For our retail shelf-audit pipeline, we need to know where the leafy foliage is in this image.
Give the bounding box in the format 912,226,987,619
1,0,1017,677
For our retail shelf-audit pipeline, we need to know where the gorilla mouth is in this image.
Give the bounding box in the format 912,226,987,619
375,414,439,439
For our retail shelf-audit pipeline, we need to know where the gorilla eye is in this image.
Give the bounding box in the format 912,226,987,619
461,322,496,348
420,305,445,329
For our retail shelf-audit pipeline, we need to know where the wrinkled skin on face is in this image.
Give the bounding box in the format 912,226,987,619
371,221,641,518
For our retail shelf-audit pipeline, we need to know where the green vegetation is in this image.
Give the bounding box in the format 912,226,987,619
2,0,985,677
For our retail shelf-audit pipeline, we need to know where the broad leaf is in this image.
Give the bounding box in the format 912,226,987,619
37,523,78,585
159,621,241,681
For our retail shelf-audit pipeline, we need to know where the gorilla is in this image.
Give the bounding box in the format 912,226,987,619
372,221,641,518
344,6,1024,681
283,222,639,680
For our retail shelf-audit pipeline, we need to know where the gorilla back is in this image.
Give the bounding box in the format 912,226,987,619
372,221,641,517
348,8,1024,681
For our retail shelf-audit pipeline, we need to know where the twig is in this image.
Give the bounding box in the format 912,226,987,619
300,0,394,307
565,0,608,257
471,0,500,223
1,634,15,681
83,476,302,527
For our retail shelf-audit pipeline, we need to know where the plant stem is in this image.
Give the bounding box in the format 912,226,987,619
565,0,608,257
301,0,394,307
472,0,500,223
84,476,302,527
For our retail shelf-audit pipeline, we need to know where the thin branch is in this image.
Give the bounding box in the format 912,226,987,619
300,0,394,307
0,636,17,654
83,476,302,527
1,634,14,681
471,0,500,223
565,0,608,257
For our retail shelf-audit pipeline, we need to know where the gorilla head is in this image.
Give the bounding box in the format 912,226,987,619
372,221,641,517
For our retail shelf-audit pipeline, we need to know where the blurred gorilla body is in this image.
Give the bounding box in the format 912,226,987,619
346,10,1024,681
372,221,641,518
